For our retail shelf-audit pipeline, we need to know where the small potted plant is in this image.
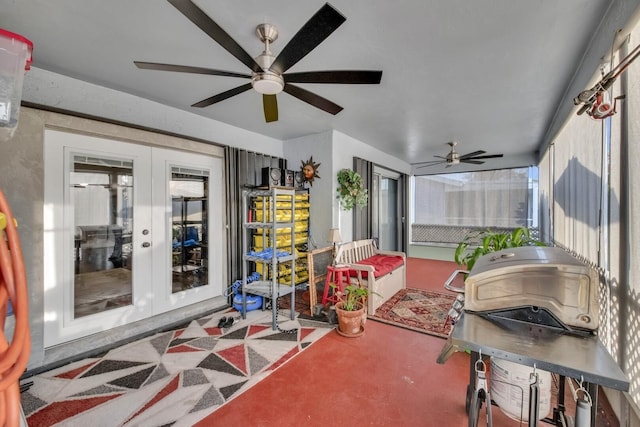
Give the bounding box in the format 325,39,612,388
336,168,368,210
332,283,376,337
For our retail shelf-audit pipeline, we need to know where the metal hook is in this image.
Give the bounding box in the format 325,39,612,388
576,376,592,405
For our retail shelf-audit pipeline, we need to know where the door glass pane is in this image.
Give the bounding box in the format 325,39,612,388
72,155,133,318
171,167,209,293
380,177,398,251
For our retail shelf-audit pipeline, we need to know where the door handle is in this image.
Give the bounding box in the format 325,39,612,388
142,242,151,248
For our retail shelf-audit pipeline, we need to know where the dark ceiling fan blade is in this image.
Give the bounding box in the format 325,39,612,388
269,3,346,75
284,84,343,115
284,70,382,84
412,159,441,165
459,150,486,160
134,61,251,78
414,161,446,169
167,0,263,73
461,159,485,165
191,83,252,108
263,94,278,123
466,154,504,160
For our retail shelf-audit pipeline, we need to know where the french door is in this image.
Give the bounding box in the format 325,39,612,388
44,130,223,347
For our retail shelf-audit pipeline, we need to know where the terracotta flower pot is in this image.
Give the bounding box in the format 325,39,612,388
335,302,365,337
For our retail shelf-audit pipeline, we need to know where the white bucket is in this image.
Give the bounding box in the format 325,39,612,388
0,28,33,142
490,358,551,423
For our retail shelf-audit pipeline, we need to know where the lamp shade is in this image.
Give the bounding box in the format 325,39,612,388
328,228,342,244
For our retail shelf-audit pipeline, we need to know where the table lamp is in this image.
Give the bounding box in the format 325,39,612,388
328,227,342,263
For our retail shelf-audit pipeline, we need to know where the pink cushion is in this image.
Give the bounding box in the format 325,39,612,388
349,254,404,278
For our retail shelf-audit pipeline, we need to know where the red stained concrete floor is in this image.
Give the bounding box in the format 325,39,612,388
196,258,619,427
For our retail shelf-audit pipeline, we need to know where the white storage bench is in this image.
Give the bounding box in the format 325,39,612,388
334,239,406,313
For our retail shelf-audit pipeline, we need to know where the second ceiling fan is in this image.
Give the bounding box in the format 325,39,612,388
134,0,382,123
413,142,504,169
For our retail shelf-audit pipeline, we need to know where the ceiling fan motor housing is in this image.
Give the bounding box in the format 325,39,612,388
446,143,460,163
251,24,285,95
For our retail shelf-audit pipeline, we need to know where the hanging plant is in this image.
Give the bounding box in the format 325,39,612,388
336,168,368,210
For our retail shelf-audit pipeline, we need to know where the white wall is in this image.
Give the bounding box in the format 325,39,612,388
285,130,410,246
23,67,283,156
332,130,410,242
284,131,333,249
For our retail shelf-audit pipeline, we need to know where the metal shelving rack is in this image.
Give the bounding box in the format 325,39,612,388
241,187,296,330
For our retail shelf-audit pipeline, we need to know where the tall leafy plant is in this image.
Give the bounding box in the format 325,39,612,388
454,227,545,272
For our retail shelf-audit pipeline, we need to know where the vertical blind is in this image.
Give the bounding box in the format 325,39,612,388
538,151,552,243
551,98,603,263
543,27,640,414
224,147,286,285
353,157,373,241
621,28,640,410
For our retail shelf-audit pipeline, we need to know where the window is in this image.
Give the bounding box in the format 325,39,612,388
411,167,538,244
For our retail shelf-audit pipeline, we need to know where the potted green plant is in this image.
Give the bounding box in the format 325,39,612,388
454,226,545,273
336,168,368,210
332,284,372,337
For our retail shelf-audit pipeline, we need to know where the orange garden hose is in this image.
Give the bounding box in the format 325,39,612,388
0,189,30,427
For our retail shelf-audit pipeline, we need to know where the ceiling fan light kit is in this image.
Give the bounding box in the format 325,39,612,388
134,0,382,122
251,73,284,95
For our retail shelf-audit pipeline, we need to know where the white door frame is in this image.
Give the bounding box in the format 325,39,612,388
43,130,224,347
44,130,153,346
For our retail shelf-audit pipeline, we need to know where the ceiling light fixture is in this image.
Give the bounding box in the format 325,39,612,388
251,72,284,94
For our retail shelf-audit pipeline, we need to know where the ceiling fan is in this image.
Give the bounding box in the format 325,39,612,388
413,142,504,169
134,0,382,123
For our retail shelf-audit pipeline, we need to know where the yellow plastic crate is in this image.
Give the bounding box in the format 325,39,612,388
254,201,293,209
255,221,307,235
254,210,292,222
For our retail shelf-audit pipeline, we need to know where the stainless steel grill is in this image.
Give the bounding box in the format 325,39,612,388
462,246,599,335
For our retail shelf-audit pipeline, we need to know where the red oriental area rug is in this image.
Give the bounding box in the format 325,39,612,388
369,288,456,338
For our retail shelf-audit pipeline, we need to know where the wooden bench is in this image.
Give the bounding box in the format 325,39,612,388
334,239,406,313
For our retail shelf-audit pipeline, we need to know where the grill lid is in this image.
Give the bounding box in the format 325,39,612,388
464,246,599,333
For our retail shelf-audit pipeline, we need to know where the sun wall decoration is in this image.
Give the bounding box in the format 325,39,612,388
300,157,321,186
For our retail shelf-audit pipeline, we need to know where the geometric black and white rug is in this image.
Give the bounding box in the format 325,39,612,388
21,308,332,426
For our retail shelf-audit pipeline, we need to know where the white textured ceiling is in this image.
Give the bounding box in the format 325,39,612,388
2,0,638,173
